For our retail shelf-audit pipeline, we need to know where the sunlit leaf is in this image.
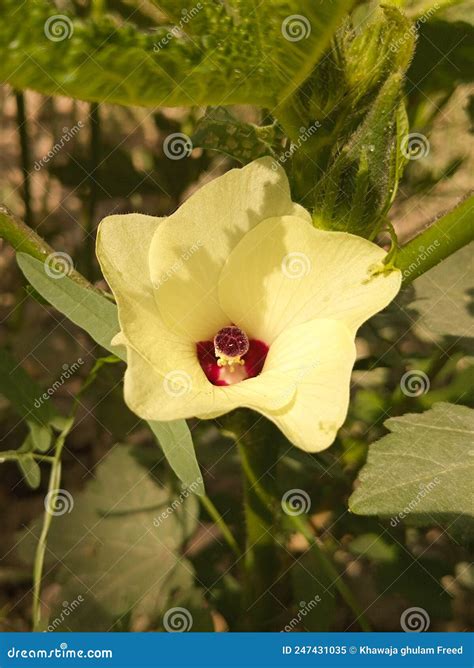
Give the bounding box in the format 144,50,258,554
349,403,474,534
0,0,353,108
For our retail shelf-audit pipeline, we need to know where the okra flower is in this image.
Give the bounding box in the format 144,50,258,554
97,158,401,452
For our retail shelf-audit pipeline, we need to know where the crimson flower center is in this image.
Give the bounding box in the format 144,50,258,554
197,325,268,387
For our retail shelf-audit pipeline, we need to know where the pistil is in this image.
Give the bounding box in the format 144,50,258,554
214,325,250,372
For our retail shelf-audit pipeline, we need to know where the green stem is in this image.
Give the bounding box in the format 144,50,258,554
0,205,99,292
0,451,54,464
31,357,109,629
15,91,33,227
289,514,372,632
0,206,51,262
32,417,74,630
225,412,282,630
223,410,372,630
395,193,474,284
198,495,242,559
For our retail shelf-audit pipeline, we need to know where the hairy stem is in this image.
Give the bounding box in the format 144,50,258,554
0,205,51,261
238,436,281,630
223,411,282,630
0,205,99,292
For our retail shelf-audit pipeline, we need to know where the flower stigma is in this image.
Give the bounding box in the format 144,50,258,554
213,325,250,372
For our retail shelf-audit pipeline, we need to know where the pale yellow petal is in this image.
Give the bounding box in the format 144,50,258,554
148,158,311,341
218,215,401,343
261,319,356,452
96,213,164,350
122,340,296,422
96,213,210,399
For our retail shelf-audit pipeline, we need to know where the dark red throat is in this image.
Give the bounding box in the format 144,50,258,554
197,339,269,386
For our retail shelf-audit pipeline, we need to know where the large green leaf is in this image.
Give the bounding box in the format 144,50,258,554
16,253,204,495
0,0,353,108
349,403,474,531
17,446,208,629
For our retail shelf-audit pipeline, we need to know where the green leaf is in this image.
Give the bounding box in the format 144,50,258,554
16,253,122,357
16,253,204,495
149,421,204,496
349,403,474,531
407,243,474,345
192,108,282,164
17,450,41,489
0,0,353,108
18,446,200,627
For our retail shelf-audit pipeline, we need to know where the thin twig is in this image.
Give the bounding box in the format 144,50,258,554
15,91,33,226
